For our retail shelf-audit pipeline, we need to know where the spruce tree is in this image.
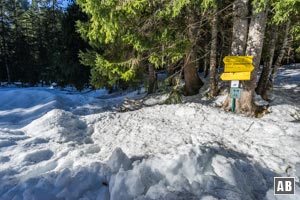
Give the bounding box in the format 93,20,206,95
76,0,206,94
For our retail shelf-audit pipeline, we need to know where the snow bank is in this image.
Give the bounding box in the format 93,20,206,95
23,109,92,143
0,65,300,199
2,145,299,200
109,145,269,200
0,88,127,127
0,90,58,126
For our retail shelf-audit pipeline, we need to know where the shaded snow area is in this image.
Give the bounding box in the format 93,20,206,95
264,66,300,123
0,67,300,200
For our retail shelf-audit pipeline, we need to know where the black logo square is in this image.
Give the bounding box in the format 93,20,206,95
274,177,295,195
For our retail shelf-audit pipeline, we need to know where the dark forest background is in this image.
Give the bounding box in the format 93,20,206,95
0,0,90,90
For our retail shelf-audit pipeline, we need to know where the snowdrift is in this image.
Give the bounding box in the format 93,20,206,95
0,66,300,199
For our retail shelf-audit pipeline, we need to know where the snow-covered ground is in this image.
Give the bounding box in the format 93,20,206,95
0,66,299,200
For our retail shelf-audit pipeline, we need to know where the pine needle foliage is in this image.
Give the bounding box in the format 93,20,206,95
76,0,208,89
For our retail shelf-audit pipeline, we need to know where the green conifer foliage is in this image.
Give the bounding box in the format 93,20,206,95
76,0,206,90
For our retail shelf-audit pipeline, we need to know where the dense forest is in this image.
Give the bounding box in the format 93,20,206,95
0,0,90,89
1,0,300,115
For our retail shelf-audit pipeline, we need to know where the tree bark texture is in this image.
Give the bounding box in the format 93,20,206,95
236,9,268,115
183,14,203,96
223,0,249,111
256,26,278,99
209,9,218,97
184,51,203,95
231,0,249,56
270,20,290,87
1,2,11,82
147,63,156,94
204,43,209,78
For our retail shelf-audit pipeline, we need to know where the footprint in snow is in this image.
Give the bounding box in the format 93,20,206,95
0,140,17,148
22,138,48,148
0,156,10,163
23,149,54,165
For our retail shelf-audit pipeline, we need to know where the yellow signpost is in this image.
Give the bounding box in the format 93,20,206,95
221,56,254,112
220,72,251,80
221,56,254,81
224,63,254,72
223,56,253,63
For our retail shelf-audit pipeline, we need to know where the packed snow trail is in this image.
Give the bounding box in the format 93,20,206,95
0,66,300,200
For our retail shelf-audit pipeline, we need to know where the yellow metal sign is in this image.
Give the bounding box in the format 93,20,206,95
221,72,251,81
223,56,253,64
224,63,254,72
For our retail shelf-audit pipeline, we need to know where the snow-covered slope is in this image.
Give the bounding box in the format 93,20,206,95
0,67,299,200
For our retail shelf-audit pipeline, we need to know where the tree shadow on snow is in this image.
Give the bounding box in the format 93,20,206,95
0,145,298,200
270,86,300,107
141,145,284,200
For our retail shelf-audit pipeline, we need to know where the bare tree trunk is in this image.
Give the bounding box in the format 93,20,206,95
209,8,218,97
167,62,174,77
286,47,291,64
183,13,203,96
218,28,225,71
4,50,10,82
269,20,290,88
256,26,278,99
204,44,209,78
223,0,249,110
236,9,268,116
183,51,203,95
1,2,11,82
231,0,249,56
147,64,156,94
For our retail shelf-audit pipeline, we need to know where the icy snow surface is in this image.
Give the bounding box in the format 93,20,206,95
0,66,300,200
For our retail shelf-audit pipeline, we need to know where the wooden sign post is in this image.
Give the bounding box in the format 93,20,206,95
221,56,254,112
